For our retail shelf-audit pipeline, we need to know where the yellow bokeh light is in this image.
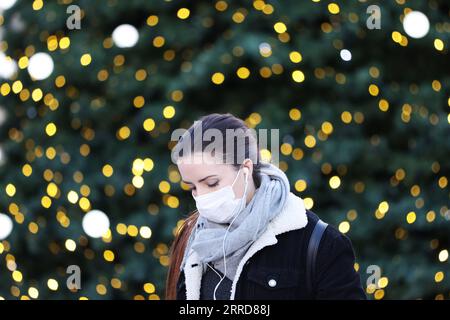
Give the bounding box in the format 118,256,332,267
328,3,340,14
102,164,114,177
274,22,287,34
236,67,250,79
127,225,139,237
260,149,272,162
159,181,171,193
116,223,127,235
132,176,144,188
118,126,131,139
28,287,39,299
289,108,301,121
303,197,314,209
32,88,43,101
232,12,246,24
45,122,57,136
80,53,92,66
133,96,145,108
434,39,444,51
140,226,152,239
391,31,402,43
41,196,52,208
292,70,305,83
368,84,379,96
1,83,11,96
216,1,228,11
378,277,389,288
59,37,70,49
167,196,179,208
144,158,154,171
55,75,66,87
153,36,165,48
67,191,79,204
144,283,155,294
289,51,302,63
163,105,176,119
47,182,58,197
143,118,156,132
47,279,59,291
12,270,23,282
378,99,389,112
338,221,350,233
374,289,385,300
321,121,333,134
329,176,341,189
211,72,225,84
65,239,76,252
79,197,91,211
12,80,23,93
18,56,29,69
28,222,39,234
280,143,292,156
341,111,352,123
6,184,16,197
133,158,145,173
295,179,307,192
378,201,389,214
177,8,190,19
96,284,107,295
104,250,115,262
304,135,316,148
147,15,159,26
434,271,444,283
406,211,416,224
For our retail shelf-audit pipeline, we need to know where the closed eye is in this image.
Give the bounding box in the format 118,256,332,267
188,181,219,191
208,181,219,188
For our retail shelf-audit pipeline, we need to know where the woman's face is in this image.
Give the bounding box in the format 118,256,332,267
177,153,250,198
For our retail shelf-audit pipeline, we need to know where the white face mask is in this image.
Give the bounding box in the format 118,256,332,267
193,167,248,224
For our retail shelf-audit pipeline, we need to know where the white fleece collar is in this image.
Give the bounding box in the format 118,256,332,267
183,192,308,300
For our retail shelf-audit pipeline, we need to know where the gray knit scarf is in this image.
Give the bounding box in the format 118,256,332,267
180,162,290,284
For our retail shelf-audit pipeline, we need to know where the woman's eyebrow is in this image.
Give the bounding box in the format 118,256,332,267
182,175,218,184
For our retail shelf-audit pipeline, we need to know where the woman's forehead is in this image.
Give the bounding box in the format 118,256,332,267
177,158,233,180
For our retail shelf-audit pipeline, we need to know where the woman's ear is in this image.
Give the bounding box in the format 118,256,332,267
243,158,253,177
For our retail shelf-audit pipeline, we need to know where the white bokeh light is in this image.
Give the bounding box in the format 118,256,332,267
28,52,54,80
82,209,110,238
0,52,18,79
112,24,139,48
403,11,430,39
0,0,17,10
340,49,352,61
259,42,272,56
0,213,13,240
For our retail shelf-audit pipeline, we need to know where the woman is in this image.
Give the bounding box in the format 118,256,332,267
166,113,366,300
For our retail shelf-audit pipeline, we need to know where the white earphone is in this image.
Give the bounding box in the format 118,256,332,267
213,165,250,300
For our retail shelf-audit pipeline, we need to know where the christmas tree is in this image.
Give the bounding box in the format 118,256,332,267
0,0,448,299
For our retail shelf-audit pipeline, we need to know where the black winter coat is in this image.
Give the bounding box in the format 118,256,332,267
176,210,366,300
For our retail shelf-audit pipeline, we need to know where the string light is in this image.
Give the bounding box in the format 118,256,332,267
112,24,139,48
27,52,54,80
403,11,430,39
0,213,13,240
0,0,446,302
82,210,110,238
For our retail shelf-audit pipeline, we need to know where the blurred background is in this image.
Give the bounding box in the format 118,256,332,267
0,0,448,300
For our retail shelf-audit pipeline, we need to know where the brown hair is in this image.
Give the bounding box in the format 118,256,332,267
165,113,263,299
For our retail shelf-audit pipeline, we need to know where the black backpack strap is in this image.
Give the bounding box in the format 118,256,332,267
306,218,328,299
